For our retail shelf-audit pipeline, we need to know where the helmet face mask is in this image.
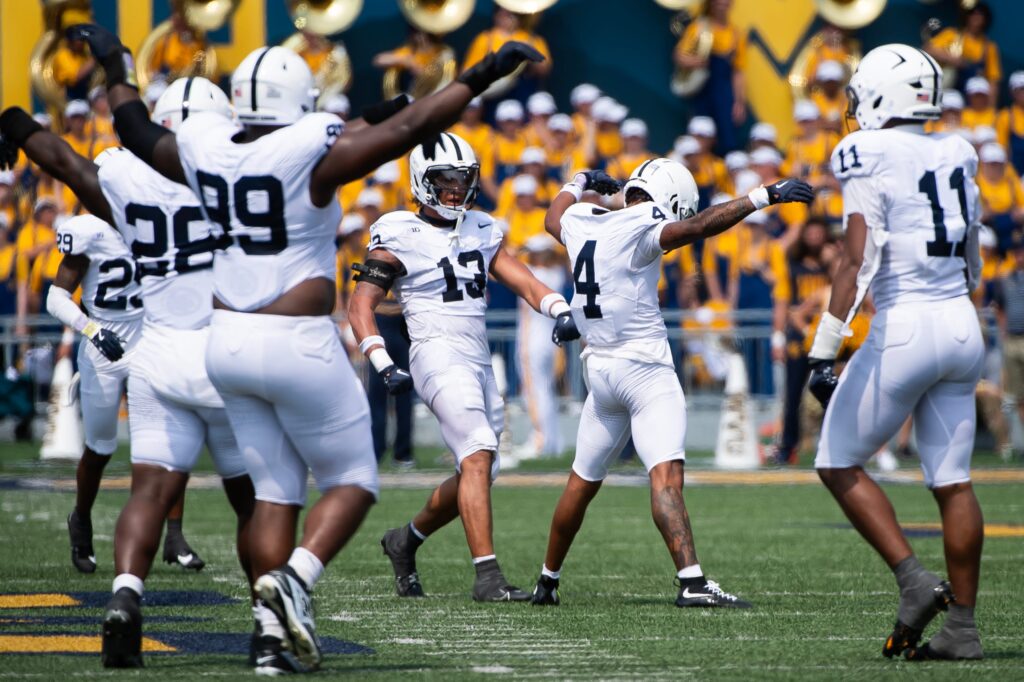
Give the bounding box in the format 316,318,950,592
623,158,699,222
409,134,480,221
422,165,480,216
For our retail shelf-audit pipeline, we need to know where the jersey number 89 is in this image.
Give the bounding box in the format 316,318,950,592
195,172,288,255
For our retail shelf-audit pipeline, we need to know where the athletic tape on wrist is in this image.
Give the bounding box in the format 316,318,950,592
368,347,394,373
809,312,845,361
359,335,385,355
748,186,770,210
560,182,583,201
540,293,570,318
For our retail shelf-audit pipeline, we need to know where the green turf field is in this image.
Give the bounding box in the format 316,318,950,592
0,443,1021,680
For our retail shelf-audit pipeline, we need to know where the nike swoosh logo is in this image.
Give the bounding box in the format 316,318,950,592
177,553,194,565
255,656,276,665
682,588,713,599
88,555,96,563
775,181,789,189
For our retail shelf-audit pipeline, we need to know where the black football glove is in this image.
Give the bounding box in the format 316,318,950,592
578,170,621,196
380,364,413,395
552,312,580,347
88,327,126,362
361,94,410,125
807,358,838,409
0,134,18,172
67,23,138,90
457,41,545,95
766,178,815,205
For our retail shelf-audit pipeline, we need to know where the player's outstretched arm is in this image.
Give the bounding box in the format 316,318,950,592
46,255,125,362
0,109,113,224
545,171,622,243
310,42,544,200
490,245,579,345
68,24,186,185
348,249,413,395
659,179,814,252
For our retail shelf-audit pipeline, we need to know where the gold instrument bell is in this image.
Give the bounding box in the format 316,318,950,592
660,0,712,97
281,0,361,100
136,0,241,93
30,0,97,121
815,0,886,29
383,0,470,100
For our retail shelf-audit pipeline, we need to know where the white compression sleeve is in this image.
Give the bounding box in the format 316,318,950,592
46,286,90,333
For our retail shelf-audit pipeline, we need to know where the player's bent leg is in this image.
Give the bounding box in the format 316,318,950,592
162,485,206,572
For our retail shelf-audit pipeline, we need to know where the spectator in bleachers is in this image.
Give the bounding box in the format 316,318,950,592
976,225,1010,308
606,119,656,181
368,161,405,213
147,9,210,79
994,231,1024,446
495,147,560,218
809,59,848,135
925,1,1000,94
996,71,1024,173
962,76,997,131
84,86,115,145
60,99,114,215
450,97,492,158
972,124,998,151
977,142,1024,254
591,97,626,167
770,217,835,464
502,174,547,251
750,146,807,242
336,213,368,305
488,99,528,192
724,150,749,179
748,121,778,152
569,83,600,142
929,89,964,134
321,94,351,121
0,172,17,232
544,113,583,181
16,198,57,288
142,78,168,114
687,116,733,210
373,28,449,93
354,187,384,229
0,218,16,317
785,101,842,232
52,33,97,101
463,7,552,95
799,22,854,92
675,0,747,152
524,91,556,149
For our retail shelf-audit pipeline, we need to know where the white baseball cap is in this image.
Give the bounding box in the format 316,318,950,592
972,125,997,146
467,96,483,109
548,113,573,132
749,121,777,143
338,214,366,237
356,187,384,208
620,118,648,138
87,85,106,102
321,94,350,117
815,60,845,83
34,196,58,213
724,150,749,172
593,96,626,123
794,99,821,122
744,209,769,226
373,160,400,184
570,83,600,107
512,174,538,196
965,76,991,96
32,112,53,128
64,99,89,118
527,91,557,116
520,146,547,165
941,90,965,111
750,146,783,167
733,169,762,196
979,142,1007,164
688,116,717,138
495,99,525,122
144,79,168,105
674,135,702,157
524,233,558,253
1010,71,1024,92
710,192,733,207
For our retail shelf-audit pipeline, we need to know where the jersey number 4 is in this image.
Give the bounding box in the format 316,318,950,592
573,240,603,319
196,172,288,255
438,251,486,302
919,168,968,258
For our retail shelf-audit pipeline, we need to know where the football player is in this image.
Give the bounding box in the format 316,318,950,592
0,77,255,669
71,22,543,672
807,44,985,661
48,210,204,575
348,133,581,602
531,159,813,608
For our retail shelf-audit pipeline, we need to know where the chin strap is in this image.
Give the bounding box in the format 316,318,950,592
448,209,468,247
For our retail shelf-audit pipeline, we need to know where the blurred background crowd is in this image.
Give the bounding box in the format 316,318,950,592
1,0,1023,467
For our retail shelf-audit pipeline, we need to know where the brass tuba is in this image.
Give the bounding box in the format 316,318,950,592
788,0,884,100
281,0,362,100
383,0,469,100
29,0,96,122
660,0,711,97
136,0,240,93
814,0,886,29
478,0,558,100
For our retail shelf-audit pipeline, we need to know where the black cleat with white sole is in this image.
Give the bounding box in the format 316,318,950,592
162,532,206,572
67,510,96,574
530,575,560,606
381,527,424,597
674,578,752,608
254,567,322,670
101,588,144,668
883,579,954,658
472,559,530,602
252,633,310,676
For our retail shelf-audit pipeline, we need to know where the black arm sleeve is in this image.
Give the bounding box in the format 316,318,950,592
113,100,171,166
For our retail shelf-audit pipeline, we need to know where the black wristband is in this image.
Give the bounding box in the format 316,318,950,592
456,54,495,96
0,108,43,147
113,100,171,166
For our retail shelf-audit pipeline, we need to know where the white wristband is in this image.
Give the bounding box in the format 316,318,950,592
368,347,395,373
748,186,771,210
771,330,786,351
540,293,570,318
560,182,583,201
359,335,385,355
809,312,845,361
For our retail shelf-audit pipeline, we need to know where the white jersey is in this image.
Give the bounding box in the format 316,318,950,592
176,112,343,311
370,210,504,366
98,147,218,330
56,214,143,345
559,201,672,366
831,127,981,315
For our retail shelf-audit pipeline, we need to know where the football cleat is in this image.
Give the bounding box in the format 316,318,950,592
254,568,322,670
674,578,753,609
253,633,311,676
101,588,144,668
381,527,424,597
904,629,983,662
883,580,954,658
248,619,262,666
472,575,531,602
162,533,206,572
67,510,97,574
530,575,560,606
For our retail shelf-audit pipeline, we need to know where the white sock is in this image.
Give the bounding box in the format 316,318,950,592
112,573,144,597
472,554,497,565
409,522,427,541
255,601,285,639
676,564,703,581
541,564,560,580
287,547,324,590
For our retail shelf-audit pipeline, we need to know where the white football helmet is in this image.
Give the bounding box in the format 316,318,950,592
409,133,480,221
847,43,942,130
231,46,318,126
623,158,699,221
152,77,232,132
